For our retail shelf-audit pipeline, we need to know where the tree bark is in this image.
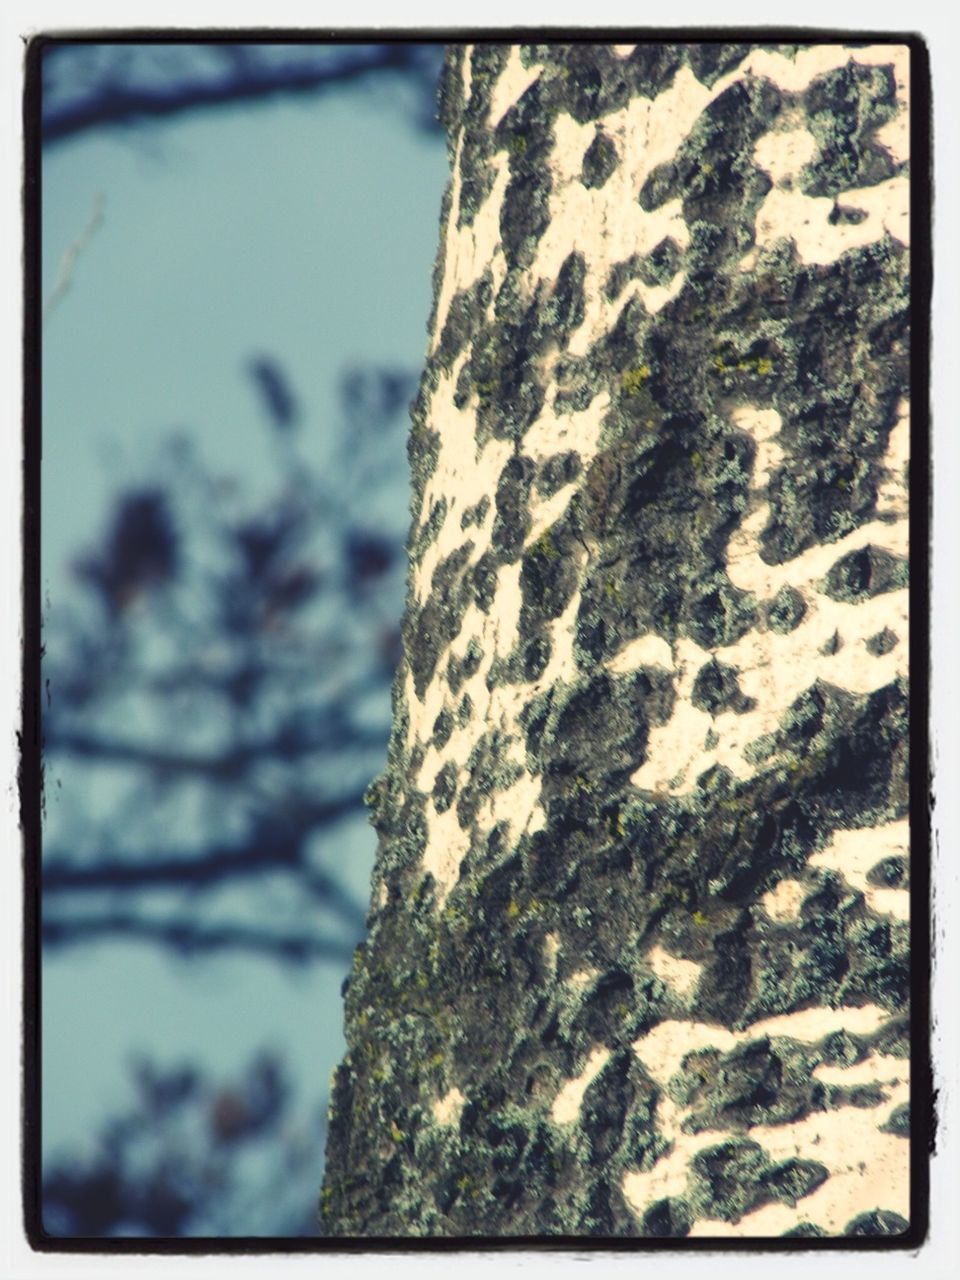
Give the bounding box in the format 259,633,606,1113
322,40,912,1239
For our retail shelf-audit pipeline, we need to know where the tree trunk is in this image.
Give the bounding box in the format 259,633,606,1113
322,40,912,1239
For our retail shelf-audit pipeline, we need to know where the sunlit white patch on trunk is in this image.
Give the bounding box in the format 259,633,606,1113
623,1091,739,1212
761,877,807,923
528,381,611,449
813,1052,908,1088
807,820,910,920
475,766,542,846
875,399,910,521
711,1068,910,1236
731,404,784,481
632,1004,891,1085
747,176,909,267
647,945,702,999
606,631,674,674
421,798,471,902
630,398,908,796
568,968,600,992
739,45,909,273
865,45,910,164
628,649,712,794
753,126,819,185
415,361,512,603
626,1005,907,1234
431,127,510,348
533,76,705,356
550,1045,611,1125
488,45,542,128
433,1087,466,1127
411,570,588,904
741,44,908,99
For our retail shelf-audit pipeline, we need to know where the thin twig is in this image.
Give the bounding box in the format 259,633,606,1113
43,191,105,325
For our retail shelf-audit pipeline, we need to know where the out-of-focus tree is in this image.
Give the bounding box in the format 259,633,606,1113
37,37,447,1241
43,1049,326,1237
40,41,445,147
43,357,417,967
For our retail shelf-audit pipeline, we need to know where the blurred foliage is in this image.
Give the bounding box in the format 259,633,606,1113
40,42,446,146
43,1049,326,1237
43,356,416,967
38,39,444,1239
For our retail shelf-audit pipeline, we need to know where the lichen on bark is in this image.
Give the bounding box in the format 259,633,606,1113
322,39,914,1240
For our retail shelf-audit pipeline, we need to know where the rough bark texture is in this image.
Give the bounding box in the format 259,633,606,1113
322,41,911,1239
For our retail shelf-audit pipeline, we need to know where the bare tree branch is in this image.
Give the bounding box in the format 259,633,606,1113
42,912,357,965
41,352,413,964
42,43,442,147
43,789,370,926
43,723,386,780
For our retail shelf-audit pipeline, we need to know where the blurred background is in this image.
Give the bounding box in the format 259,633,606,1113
39,40,448,1237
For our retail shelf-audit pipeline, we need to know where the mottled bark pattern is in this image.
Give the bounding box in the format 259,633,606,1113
323,41,911,1239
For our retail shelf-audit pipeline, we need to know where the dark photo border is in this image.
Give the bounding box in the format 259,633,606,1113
21,26,933,1254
